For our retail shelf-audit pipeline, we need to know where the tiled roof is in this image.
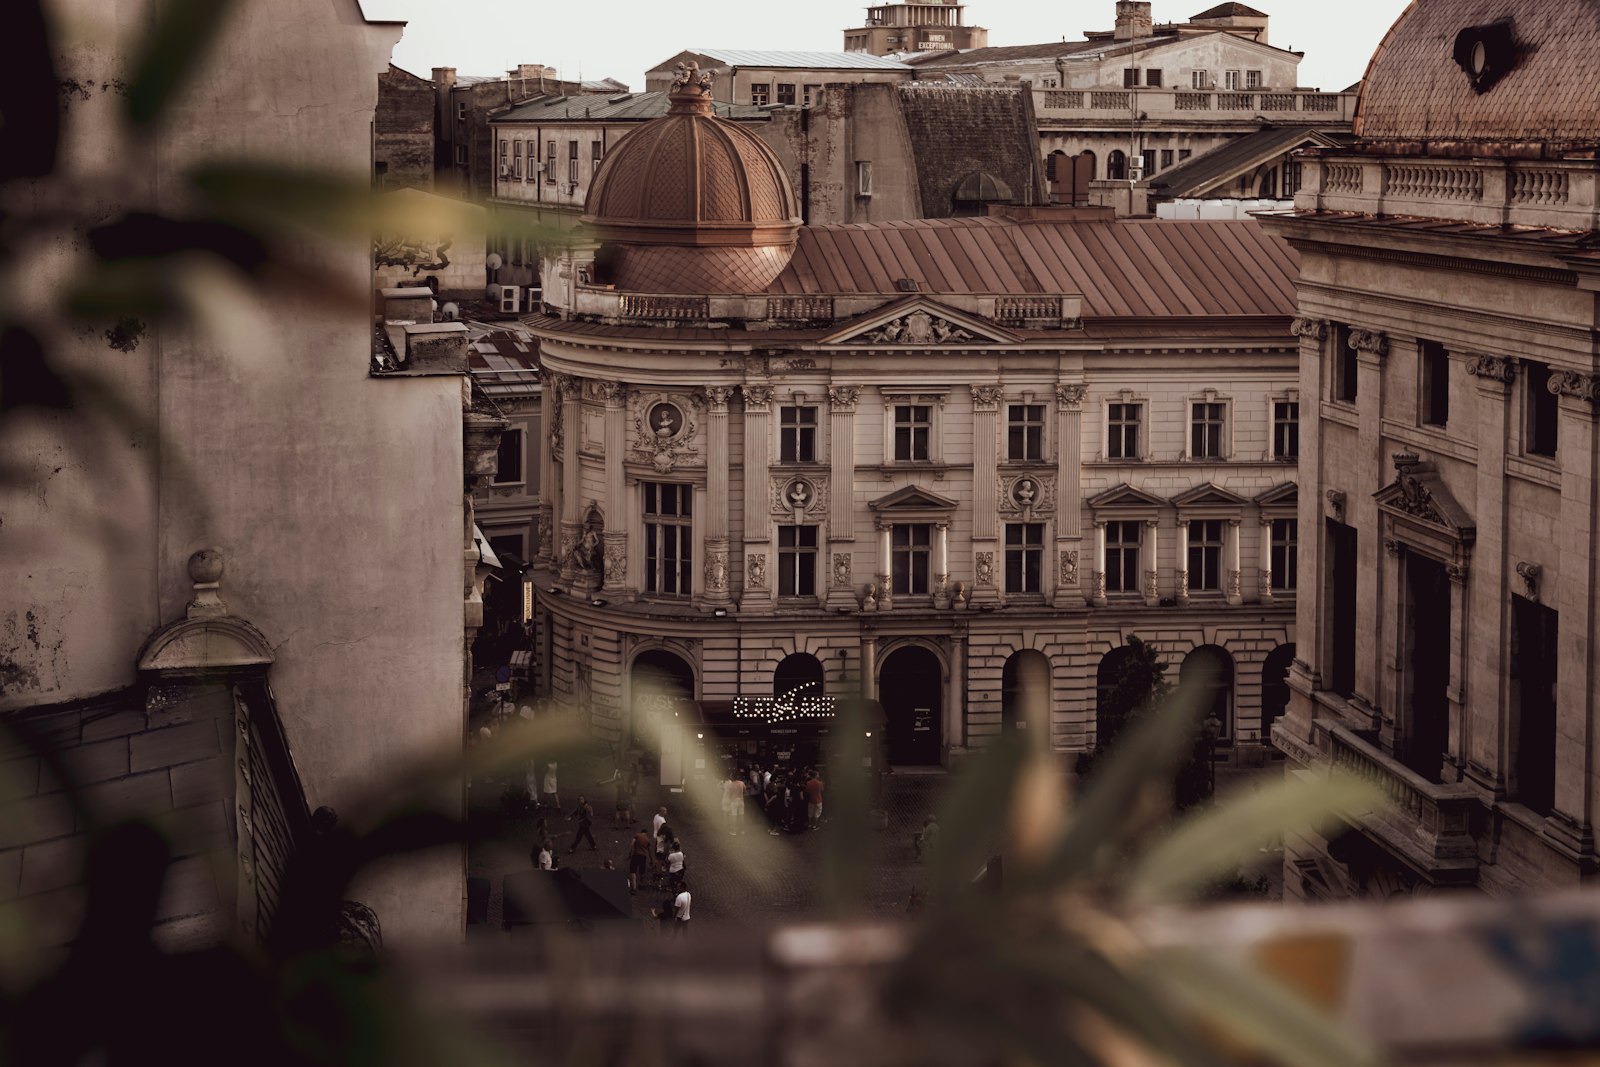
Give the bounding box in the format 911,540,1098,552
1148,127,1346,198
1355,0,1600,155
493,91,769,124
769,216,1298,318
470,331,541,395
1192,3,1268,18
651,49,912,71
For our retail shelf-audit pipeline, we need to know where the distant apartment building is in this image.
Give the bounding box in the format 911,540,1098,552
842,1,988,56
644,49,914,106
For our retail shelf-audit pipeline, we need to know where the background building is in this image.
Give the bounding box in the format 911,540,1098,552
843,0,989,56
1261,0,1600,899
526,66,1300,768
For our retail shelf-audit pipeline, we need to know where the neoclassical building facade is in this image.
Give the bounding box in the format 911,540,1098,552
1261,0,1600,897
528,64,1302,766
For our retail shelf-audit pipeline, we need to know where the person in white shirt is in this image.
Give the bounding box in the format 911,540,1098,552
672,884,691,935
537,844,553,871
666,841,686,890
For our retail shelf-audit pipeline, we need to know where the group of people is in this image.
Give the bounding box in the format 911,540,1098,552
721,764,825,835
631,805,690,934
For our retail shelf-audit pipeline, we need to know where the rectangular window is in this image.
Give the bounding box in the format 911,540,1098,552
1105,521,1142,594
1420,341,1450,427
1284,160,1303,196
891,524,931,595
776,83,796,105
1191,69,1209,89
778,525,818,598
1191,402,1225,459
1512,595,1558,816
857,160,873,196
803,84,821,106
1328,519,1358,697
1273,401,1299,460
512,140,522,178
1146,68,1163,87
1246,69,1263,89
454,144,468,166
1123,68,1141,88
1187,519,1224,592
592,140,603,168
1178,148,1193,161
1141,149,1157,176
1224,69,1241,90
568,140,578,183
894,404,931,461
456,100,468,122
1007,404,1045,461
1526,360,1558,458
751,83,770,106
779,405,817,463
494,428,524,484
1005,523,1044,593
1271,518,1298,591
1108,402,1141,459
500,140,509,165
546,141,557,182
1333,324,1358,403
1161,149,1174,168
643,483,693,596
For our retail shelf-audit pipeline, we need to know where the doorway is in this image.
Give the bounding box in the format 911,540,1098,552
1511,596,1558,814
1001,650,1051,736
1401,554,1450,782
879,646,943,765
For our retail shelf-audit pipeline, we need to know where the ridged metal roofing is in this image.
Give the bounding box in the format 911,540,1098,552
493,91,769,124
769,216,1299,318
1147,127,1345,198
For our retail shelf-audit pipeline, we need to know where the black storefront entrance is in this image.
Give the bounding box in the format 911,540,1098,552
879,646,942,765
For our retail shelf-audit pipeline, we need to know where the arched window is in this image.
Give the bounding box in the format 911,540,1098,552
1107,150,1128,181
1095,645,1137,750
773,652,825,700
1180,645,1235,742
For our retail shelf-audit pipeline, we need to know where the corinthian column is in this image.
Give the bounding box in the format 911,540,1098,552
704,386,734,604
1258,517,1274,606
741,385,774,613
601,381,629,594
1092,521,1108,607
1053,383,1086,608
1226,518,1243,606
826,385,860,610
1143,519,1160,607
970,384,1003,605
558,374,583,584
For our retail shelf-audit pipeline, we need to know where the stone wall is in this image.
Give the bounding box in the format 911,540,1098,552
376,65,435,191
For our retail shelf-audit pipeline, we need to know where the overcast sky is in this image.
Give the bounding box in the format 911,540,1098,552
364,0,1412,93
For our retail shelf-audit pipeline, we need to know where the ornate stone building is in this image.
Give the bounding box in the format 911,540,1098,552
1260,0,1600,898
529,63,1301,767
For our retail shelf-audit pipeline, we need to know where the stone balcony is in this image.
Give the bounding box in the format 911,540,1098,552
1033,87,1356,125
568,286,1083,330
1296,153,1600,232
1274,718,1479,886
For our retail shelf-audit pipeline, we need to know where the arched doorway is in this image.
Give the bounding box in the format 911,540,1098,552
631,649,696,786
1260,643,1296,745
631,649,694,707
1107,149,1128,181
1001,649,1051,735
879,645,942,765
774,652,825,700
1095,645,1137,751
1180,645,1235,742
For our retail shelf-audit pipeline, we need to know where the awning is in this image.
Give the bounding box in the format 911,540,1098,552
473,525,502,569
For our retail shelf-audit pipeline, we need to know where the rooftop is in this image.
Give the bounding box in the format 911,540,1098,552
493,91,770,124
1148,126,1346,198
649,48,914,72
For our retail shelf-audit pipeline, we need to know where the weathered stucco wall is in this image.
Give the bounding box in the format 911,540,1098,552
0,0,466,943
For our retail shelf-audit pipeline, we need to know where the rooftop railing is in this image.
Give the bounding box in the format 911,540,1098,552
1034,87,1357,123
1295,154,1600,231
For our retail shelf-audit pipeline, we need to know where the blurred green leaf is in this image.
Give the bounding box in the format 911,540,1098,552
1128,772,1385,906
1138,947,1386,1067
124,0,240,128
927,730,1027,897
1036,675,1209,887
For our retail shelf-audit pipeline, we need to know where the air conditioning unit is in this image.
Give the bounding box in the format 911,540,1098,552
498,285,521,314
1128,161,1145,182
525,287,542,311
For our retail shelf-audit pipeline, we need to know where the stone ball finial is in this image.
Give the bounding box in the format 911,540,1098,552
189,547,224,584
186,547,227,619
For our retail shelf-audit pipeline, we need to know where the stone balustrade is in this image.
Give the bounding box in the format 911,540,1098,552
1034,87,1356,123
570,287,1084,330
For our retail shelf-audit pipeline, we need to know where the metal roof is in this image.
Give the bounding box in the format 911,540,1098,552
469,331,541,396
769,216,1298,318
658,48,913,70
493,91,769,124
1147,127,1345,198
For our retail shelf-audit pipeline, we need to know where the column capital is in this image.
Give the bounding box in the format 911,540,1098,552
1144,518,1160,529
1055,383,1088,409
704,385,736,412
1291,316,1327,341
742,384,774,411
827,385,860,410
876,520,895,533
971,384,1004,412
1465,354,1517,385
585,378,625,403
555,373,582,401
1348,328,1389,358
1094,520,1108,530
1226,517,1241,528
1550,369,1600,410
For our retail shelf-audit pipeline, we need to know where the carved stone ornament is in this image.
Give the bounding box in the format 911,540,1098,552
1259,567,1273,591
1549,370,1600,405
1092,570,1107,601
998,474,1055,515
1144,570,1159,600
1228,569,1242,598
828,385,860,410
556,373,582,401
1176,569,1190,599
1384,538,1405,558
603,538,627,583
537,514,554,560
1446,562,1468,584
632,393,700,473
747,553,768,589
550,395,564,456
742,385,774,411
1059,550,1078,586
1465,354,1516,384
1325,489,1346,521
833,552,852,587
1291,317,1328,340
856,310,974,345
704,385,736,411
584,379,624,403
671,60,715,96
975,551,995,586
704,547,729,592
1055,383,1088,408
1347,328,1389,357
1516,561,1542,602
1390,460,1447,527
970,384,1005,410
772,475,827,517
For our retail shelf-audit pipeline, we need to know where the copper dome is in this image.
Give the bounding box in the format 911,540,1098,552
582,63,801,293
1354,0,1600,158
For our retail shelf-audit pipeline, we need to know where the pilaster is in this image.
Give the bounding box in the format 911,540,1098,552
1464,354,1516,792
827,385,860,610
705,386,734,604
970,384,1002,605
1053,383,1086,608
741,384,774,613
558,374,584,584
1352,328,1389,714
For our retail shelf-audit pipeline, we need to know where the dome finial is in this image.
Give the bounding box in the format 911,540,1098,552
668,61,715,115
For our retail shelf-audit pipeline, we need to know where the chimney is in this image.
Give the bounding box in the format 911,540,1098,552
432,66,457,89
1114,1,1153,41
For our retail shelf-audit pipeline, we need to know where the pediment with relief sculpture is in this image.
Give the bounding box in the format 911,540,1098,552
820,298,1017,347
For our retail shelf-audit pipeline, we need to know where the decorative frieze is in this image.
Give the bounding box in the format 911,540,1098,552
854,310,974,345
1465,354,1516,384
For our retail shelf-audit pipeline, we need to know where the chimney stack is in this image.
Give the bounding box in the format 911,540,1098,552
1114,1,1153,41
432,66,457,89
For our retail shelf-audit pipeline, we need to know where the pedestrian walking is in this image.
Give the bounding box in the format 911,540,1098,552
672,883,692,936
665,839,686,891
914,814,940,861
628,827,652,893
568,795,597,853
540,762,560,811
536,842,554,870
614,768,635,828
723,771,746,834
654,820,673,886
804,770,825,830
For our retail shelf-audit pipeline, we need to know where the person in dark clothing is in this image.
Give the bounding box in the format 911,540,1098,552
567,795,597,853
